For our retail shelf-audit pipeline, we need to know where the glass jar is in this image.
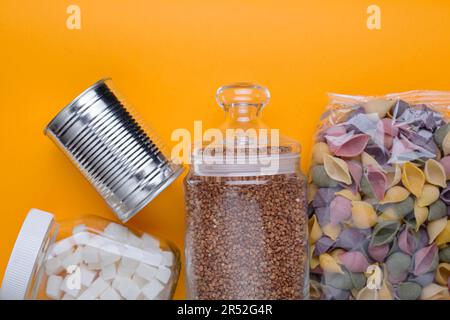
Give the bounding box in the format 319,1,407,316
184,83,309,300
0,209,180,300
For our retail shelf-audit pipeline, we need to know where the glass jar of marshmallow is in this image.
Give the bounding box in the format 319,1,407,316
0,209,180,300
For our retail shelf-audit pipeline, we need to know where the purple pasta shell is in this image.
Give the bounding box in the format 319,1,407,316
339,251,370,273
390,100,410,119
337,228,369,250
378,118,399,137
366,165,388,201
346,160,362,192
408,272,435,287
365,143,390,166
322,286,350,300
414,228,429,251
440,156,450,179
314,236,335,255
312,188,339,209
440,183,450,205
315,207,331,227
398,227,416,256
388,271,408,285
330,196,352,224
413,244,438,276
368,244,390,262
327,133,370,158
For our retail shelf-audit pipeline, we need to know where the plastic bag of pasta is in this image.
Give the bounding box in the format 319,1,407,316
308,91,450,300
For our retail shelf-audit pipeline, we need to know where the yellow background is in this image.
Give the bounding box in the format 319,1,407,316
1,0,450,299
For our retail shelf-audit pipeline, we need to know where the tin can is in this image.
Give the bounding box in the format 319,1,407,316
45,78,183,222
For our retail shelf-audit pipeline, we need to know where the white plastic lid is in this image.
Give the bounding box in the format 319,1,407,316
0,209,54,300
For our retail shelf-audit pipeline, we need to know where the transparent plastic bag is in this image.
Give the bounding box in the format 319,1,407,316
308,91,450,300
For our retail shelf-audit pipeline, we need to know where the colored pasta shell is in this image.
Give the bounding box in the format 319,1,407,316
319,253,344,274
327,133,370,158
351,201,378,229
424,159,447,188
363,99,396,118
416,184,440,207
402,163,425,198
330,196,352,224
380,186,410,204
420,283,450,300
397,282,422,300
433,123,450,147
386,252,412,281
435,220,450,246
443,131,450,156
435,263,450,286
414,202,429,231
427,217,448,244
370,221,401,246
440,184,450,205
439,156,450,180
309,215,323,244
413,245,439,276
439,247,450,263
311,142,331,165
335,189,361,201
386,164,402,188
368,244,390,262
339,251,370,273
311,165,339,188
322,223,342,241
398,227,416,256
323,154,352,184
428,200,447,221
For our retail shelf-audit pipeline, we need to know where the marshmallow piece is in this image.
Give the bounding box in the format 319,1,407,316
141,233,160,249
141,280,164,300
62,294,75,300
73,224,86,234
46,275,63,300
103,223,129,242
117,257,139,277
45,256,64,276
161,251,174,267
83,246,100,264
99,286,121,300
100,263,116,281
131,274,148,288
50,239,74,257
80,265,97,287
60,275,81,297
135,263,157,281
77,277,109,300
155,266,171,284
61,246,83,269
117,278,141,300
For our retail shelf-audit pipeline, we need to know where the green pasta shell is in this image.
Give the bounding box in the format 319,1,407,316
323,270,353,290
428,200,447,221
434,123,450,147
311,165,339,188
397,282,422,300
370,221,401,246
386,252,412,277
439,247,450,263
